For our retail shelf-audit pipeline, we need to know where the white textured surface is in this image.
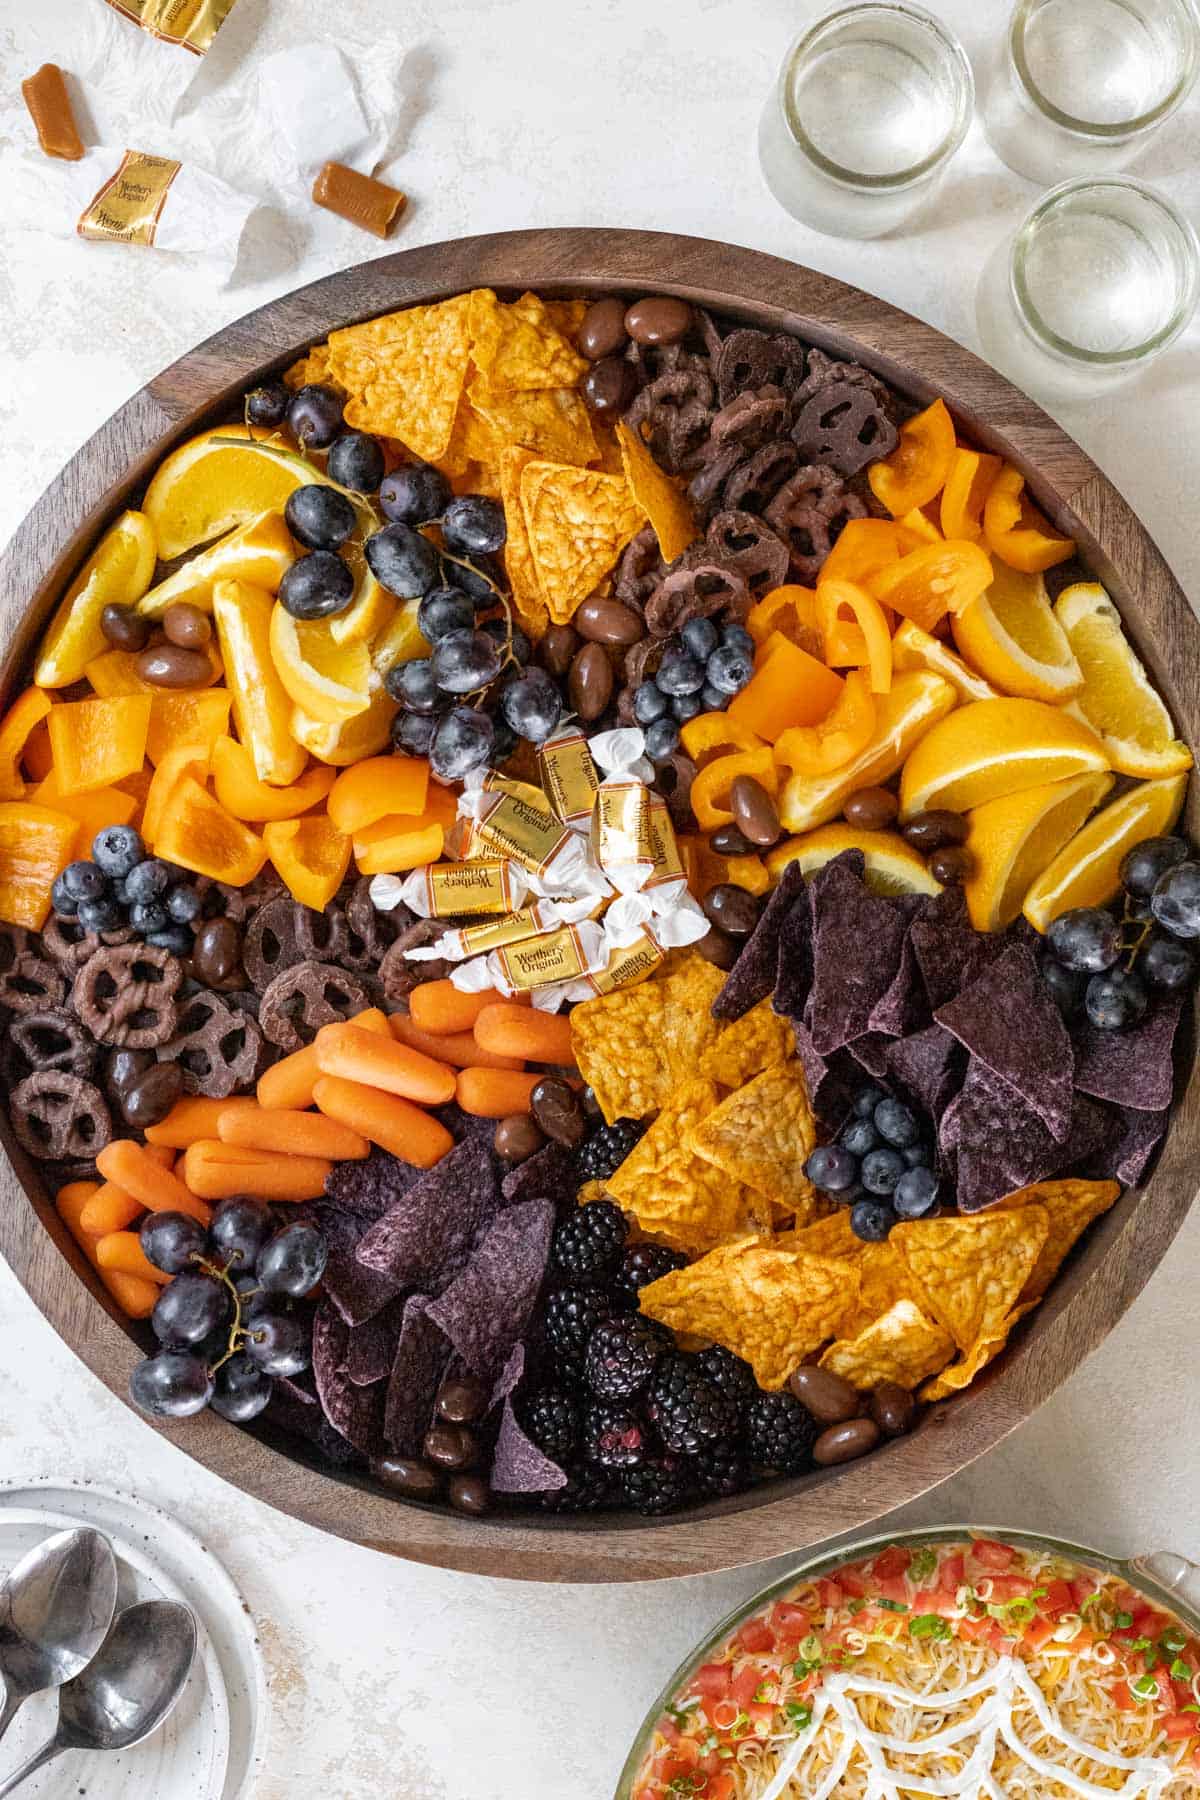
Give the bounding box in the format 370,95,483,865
1,3,1198,1797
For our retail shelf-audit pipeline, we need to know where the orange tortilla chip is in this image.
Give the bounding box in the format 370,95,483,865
893,1208,1049,1355
468,289,588,391
639,1239,858,1390
607,1080,761,1254
835,1241,924,1338
570,978,670,1122
779,1210,863,1262
521,460,645,624
698,999,792,1089
498,446,548,636
1002,1178,1121,1304
821,1299,955,1392
616,419,698,563
542,298,588,340
919,1319,1025,1402
469,373,597,467
657,953,725,1081
687,1060,817,1216
284,345,337,391
328,294,473,463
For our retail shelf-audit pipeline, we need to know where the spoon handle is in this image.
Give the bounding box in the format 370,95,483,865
0,1691,24,1751
0,1734,63,1797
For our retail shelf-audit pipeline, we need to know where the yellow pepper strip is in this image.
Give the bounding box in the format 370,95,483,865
746,584,821,655
775,671,878,776
983,464,1076,572
868,540,994,634
816,580,894,693
868,398,956,517
940,448,1001,542
679,712,765,769
690,746,780,830
0,687,52,801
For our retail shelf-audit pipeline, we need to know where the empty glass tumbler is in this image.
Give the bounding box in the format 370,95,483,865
983,0,1200,185
758,2,975,238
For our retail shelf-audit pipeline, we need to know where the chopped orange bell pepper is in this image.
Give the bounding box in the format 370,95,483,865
0,688,52,800
818,519,926,588
728,635,844,742
264,814,352,909
47,694,152,796
354,821,445,876
31,770,137,839
868,398,957,517
142,744,211,847
327,754,429,836
83,640,223,697
153,775,267,885
22,720,55,784
816,580,893,693
868,540,994,634
940,448,1001,542
898,507,944,545
983,464,1076,572
774,670,878,777
351,789,457,852
689,746,779,831
116,762,154,815
145,688,231,768
679,713,765,770
746,585,821,656
677,834,772,897
0,801,80,928
210,736,335,823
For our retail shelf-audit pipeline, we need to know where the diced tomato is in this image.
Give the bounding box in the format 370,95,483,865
985,1574,1033,1602
635,1786,656,1800
940,1553,965,1591
1023,1617,1055,1651
748,1701,777,1733
734,1619,775,1655
1070,1577,1096,1610
1190,1743,1200,1773
773,1602,812,1635
1040,1580,1075,1617
911,1588,958,1617
874,1574,910,1605
692,1664,731,1700
654,1740,700,1782
731,1664,775,1708
707,1776,736,1800
959,1616,1007,1653
838,1569,870,1599
816,1578,844,1609
657,1716,681,1744
971,1538,1016,1571
873,1546,910,1581
1112,1680,1135,1712
1164,1713,1198,1741
1131,1606,1170,1640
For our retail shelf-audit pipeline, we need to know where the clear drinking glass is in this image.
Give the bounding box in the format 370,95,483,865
982,0,1200,186
758,2,975,239
975,176,1200,405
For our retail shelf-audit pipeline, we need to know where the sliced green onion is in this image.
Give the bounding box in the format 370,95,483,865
908,1548,937,1582
1131,1674,1158,1701
1006,1598,1037,1624
1128,1637,1152,1653
785,1702,813,1730
1171,1659,1194,1683
1162,1628,1188,1654
877,1598,909,1613
910,1614,952,1641
846,1599,865,1615
753,1683,774,1704
1080,1593,1103,1614
1115,1611,1133,1629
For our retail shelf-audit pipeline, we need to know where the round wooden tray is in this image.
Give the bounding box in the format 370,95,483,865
0,229,1195,1583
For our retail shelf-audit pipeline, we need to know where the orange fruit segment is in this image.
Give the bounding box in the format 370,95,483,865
952,562,1082,702
1023,773,1188,931
35,511,157,688
899,697,1109,821
212,579,307,788
138,511,295,617
768,824,943,898
891,619,999,704
962,771,1114,932
291,688,399,766
1055,582,1194,779
269,604,373,725
779,670,958,835
144,427,315,561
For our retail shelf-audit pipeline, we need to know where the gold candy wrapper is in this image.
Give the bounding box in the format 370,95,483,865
571,928,665,997
411,894,602,964
595,780,655,893
369,859,529,920
539,725,599,833
643,794,689,907
458,767,606,895
102,0,237,56
451,920,607,998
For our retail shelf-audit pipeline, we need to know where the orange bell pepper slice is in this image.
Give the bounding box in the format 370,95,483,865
983,464,1076,572
32,771,138,840
145,689,231,768
153,775,267,885
142,744,211,847
0,801,80,929
868,540,994,634
868,398,957,517
263,814,352,910
211,736,335,823
689,746,779,831
898,508,943,545
774,671,878,777
746,585,821,656
0,688,53,801
940,448,1001,542
327,754,429,836
727,634,844,742
354,821,445,877
816,580,893,693
47,694,152,796
679,713,765,769
818,519,925,588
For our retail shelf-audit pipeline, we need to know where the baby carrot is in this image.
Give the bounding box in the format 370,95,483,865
94,1230,172,1285
312,1075,453,1168
95,1139,212,1225
257,1009,391,1111
455,1067,541,1119
314,1024,456,1106
79,1179,142,1236
390,1011,523,1072
55,1184,158,1319
218,1104,369,1161
473,1002,575,1066
409,980,514,1036
145,1095,257,1148
182,1140,332,1202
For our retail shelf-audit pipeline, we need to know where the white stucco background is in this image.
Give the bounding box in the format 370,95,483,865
1,1,1198,1795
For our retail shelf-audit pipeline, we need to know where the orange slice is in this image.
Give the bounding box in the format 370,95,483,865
951,562,1082,702
1055,582,1193,779
768,824,943,898
269,604,373,725
962,772,1114,932
35,511,157,688
898,698,1109,821
1022,774,1188,931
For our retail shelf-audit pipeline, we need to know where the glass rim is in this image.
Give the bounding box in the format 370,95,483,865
1010,175,1200,367
1009,0,1200,139
777,0,975,191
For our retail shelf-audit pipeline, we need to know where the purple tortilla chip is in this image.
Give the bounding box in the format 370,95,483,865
941,1060,1112,1211
356,1132,499,1290
344,1296,406,1387
1073,995,1182,1114
1087,1103,1168,1187
490,1342,527,1409
492,1396,567,1493
886,1024,965,1121
772,884,815,1024
808,857,910,1055
315,1207,404,1327
324,1145,424,1221
714,862,807,1021
312,1300,385,1455
910,888,1006,1011
846,1031,893,1080
425,1197,554,1379
383,1297,451,1453
935,941,1075,1142
264,1378,361,1467
500,1140,577,1208
868,918,932,1038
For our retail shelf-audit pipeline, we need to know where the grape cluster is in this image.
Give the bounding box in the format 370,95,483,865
1040,836,1200,1032
632,618,754,764
50,825,204,955
129,1200,327,1424
804,1082,940,1241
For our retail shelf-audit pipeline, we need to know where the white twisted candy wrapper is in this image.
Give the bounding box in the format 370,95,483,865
403,892,601,963
369,859,531,921
588,727,658,896
450,919,607,1003
457,769,608,898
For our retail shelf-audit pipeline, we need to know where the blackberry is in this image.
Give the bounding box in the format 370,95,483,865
542,1286,613,1382
574,1117,644,1183
519,1389,580,1464
538,1465,615,1512
695,1345,757,1415
621,1456,691,1515
745,1391,818,1474
550,1200,627,1285
584,1316,667,1400
612,1243,688,1309
581,1400,648,1469
690,1443,749,1499
645,1353,738,1455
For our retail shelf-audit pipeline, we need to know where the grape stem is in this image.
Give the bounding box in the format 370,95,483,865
193,1255,259,1377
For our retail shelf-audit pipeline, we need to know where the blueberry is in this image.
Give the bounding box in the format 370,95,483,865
147,924,195,954
433,629,503,696
430,707,495,781
124,858,178,905
644,718,681,763
1120,835,1188,899
850,1199,895,1242
671,691,703,724
244,379,289,428
681,618,718,661
902,1143,931,1169
278,550,355,619
77,895,122,932
861,1147,905,1196
50,872,78,917
1150,861,1200,939
165,885,202,925
91,825,145,879
418,588,475,643
1085,967,1149,1032
853,1082,887,1118
700,683,727,712
441,495,506,557
804,1144,859,1193
655,648,706,697
1047,906,1122,972
632,681,669,726
706,643,754,695
284,483,356,551
840,1116,880,1158
873,1097,919,1148
894,1165,940,1219
392,711,437,756
287,383,344,450
500,668,562,743
129,899,169,935
721,624,755,657
1040,953,1087,1020
61,860,108,902
379,463,451,526
480,617,531,665
364,523,442,599
1140,930,1197,993
326,431,385,494
385,657,440,714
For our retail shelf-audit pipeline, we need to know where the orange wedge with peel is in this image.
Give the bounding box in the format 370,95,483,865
1055,582,1193,780
891,619,999,704
269,604,372,725
962,771,1114,932
138,511,295,617
899,697,1109,821
290,687,399,766
145,427,324,560
768,824,943,898
1022,773,1188,931
951,562,1082,702
35,511,157,688
779,670,957,836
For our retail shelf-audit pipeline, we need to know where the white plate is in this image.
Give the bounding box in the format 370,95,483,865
0,1482,266,1800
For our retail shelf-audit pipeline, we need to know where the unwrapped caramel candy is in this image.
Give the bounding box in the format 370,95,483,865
312,161,406,238
22,64,85,162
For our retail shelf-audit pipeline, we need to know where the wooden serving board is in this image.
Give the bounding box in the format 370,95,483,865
0,230,1195,1583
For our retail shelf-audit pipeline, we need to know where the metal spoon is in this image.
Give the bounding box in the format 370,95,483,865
0,1599,196,1797
0,1528,117,1746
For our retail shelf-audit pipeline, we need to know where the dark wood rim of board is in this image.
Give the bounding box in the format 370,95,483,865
0,229,1195,1584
